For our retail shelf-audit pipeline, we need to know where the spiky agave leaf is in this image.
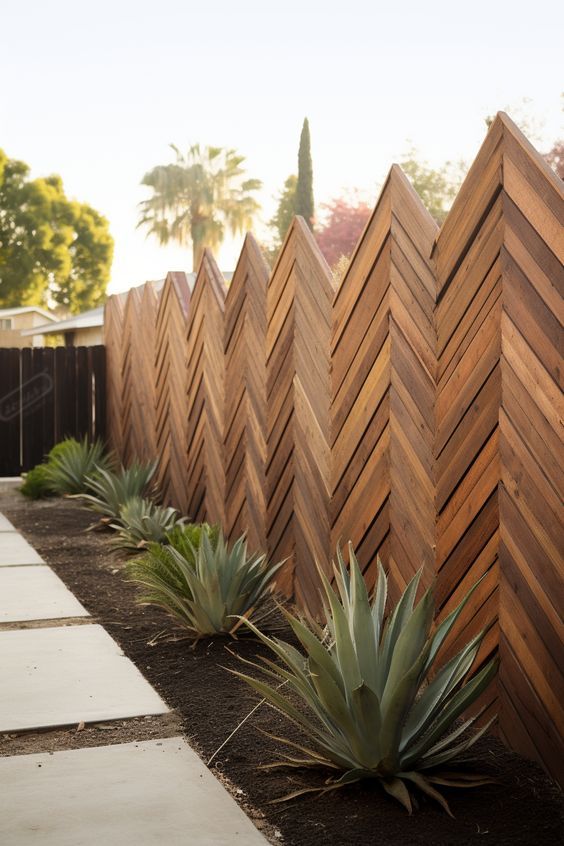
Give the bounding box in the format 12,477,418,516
75,461,157,520
109,496,185,552
127,528,283,636
45,437,112,495
233,543,498,814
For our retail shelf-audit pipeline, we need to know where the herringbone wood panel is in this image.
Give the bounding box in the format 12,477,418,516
434,114,564,783
185,251,227,525
266,218,335,611
104,291,128,456
154,272,191,511
121,285,159,466
331,166,437,603
224,234,269,551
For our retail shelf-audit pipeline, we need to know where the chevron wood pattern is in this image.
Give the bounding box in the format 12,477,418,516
104,291,127,456
136,281,159,464
224,234,269,551
185,250,227,525
266,218,335,610
117,281,159,466
434,113,563,783
102,114,562,785
154,271,191,511
497,122,564,786
121,286,147,467
331,166,437,603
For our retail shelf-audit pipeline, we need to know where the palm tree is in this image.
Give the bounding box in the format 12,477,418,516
138,145,262,270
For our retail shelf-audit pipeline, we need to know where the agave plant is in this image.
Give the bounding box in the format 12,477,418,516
109,496,185,552
45,437,112,495
233,544,498,815
76,462,157,522
128,529,282,637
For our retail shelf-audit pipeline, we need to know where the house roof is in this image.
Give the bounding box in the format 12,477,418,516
0,306,56,322
21,306,104,337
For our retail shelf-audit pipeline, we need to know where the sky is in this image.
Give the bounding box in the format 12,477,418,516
1,0,563,294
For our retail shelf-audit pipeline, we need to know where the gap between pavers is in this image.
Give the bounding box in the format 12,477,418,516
0,565,89,623
0,531,44,566
0,737,268,845
0,624,168,732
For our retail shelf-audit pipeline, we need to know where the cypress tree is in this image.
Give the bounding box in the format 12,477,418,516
295,118,314,230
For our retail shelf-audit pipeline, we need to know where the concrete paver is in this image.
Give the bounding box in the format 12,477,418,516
0,513,15,531
0,624,168,731
0,565,89,623
0,531,44,566
0,738,268,845
0,512,267,844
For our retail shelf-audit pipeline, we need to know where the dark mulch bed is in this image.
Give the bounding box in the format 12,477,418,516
1,490,562,846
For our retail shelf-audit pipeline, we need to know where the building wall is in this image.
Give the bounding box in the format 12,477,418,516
0,311,55,347
71,326,103,346
0,328,44,348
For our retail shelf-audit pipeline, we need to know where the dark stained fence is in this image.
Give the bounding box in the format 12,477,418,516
0,345,106,475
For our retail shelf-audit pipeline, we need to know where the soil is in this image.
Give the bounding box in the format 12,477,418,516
1,491,562,846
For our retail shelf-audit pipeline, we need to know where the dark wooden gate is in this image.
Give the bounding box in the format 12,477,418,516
0,346,106,476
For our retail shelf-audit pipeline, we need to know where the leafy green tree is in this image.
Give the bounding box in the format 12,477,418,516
0,149,113,312
400,149,466,224
295,117,314,229
138,144,261,270
268,174,297,250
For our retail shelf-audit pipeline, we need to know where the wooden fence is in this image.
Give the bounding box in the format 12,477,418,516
103,113,563,785
0,345,106,475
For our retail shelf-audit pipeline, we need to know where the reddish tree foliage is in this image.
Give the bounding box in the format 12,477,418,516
316,196,372,268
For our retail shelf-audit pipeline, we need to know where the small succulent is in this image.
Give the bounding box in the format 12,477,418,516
45,437,112,495
128,529,282,637
76,461,157,521
20,464,56,499
234,544,498,815
109,496,185,552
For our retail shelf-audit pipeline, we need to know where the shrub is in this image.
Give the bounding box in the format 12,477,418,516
20,464,56,499
164,522,220,556
45,437,111,495
234,544,498,815
109,496,185,552
128,529,282,637
77,462,157,521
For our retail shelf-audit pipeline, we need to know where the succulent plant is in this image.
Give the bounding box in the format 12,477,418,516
76,461,157,521
233,544,498,815
45,437,112,495
128,529,282,637
109,496,185,551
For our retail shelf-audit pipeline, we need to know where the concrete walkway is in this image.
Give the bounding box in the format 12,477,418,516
0,511,268,845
